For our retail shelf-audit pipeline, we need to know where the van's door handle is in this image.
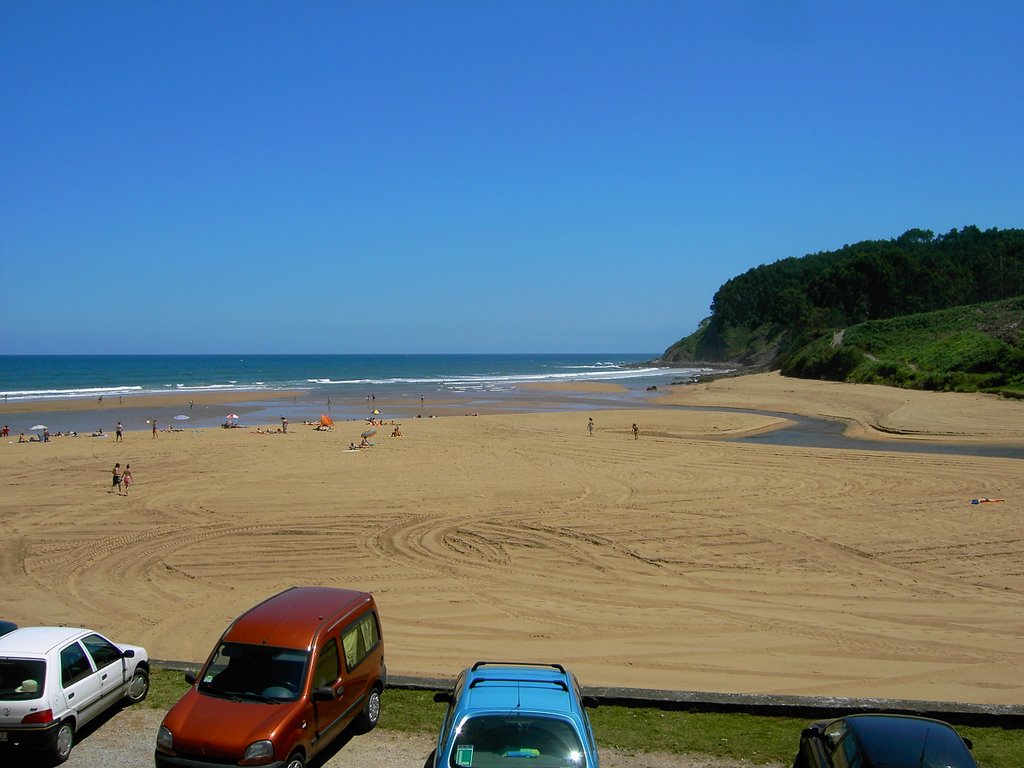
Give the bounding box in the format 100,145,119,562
101,674,108,680
68,692,75,700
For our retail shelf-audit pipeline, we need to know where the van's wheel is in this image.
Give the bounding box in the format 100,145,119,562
50,720,75,764
127,667,150,703
423,748,437,768
284,752,305,768
355,685,381,732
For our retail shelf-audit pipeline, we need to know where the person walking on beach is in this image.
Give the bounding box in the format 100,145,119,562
122,464,133,496
111,463,123,494
116,421,123,442
152,420,158,438
632,423,639,440
281,417,288,433
587,417,594,437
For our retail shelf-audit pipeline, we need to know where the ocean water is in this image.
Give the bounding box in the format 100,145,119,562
0,353,695,402
0,354,710,433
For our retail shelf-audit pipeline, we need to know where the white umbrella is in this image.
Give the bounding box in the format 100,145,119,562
226,413,239,420
174,414,190,421
31,424,48,431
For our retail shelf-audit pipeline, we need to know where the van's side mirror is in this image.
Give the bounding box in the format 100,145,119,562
314,686,340,701
184,671,197,685
433,691,453,704
963,737,974,750
582,696,599,709
122,649,136,659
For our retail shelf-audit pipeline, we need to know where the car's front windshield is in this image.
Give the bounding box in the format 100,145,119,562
0,658,46,701
450,714,586,768
197,643,308,702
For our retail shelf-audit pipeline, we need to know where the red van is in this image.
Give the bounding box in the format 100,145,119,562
155,587,385,768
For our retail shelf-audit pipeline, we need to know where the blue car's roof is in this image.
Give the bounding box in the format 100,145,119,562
461,663,577,716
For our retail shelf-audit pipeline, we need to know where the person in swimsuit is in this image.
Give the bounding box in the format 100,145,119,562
122,464,133,496
111,463,123,494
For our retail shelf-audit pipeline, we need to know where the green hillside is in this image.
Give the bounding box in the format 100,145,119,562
663,226,1024,392
781,297,1024,395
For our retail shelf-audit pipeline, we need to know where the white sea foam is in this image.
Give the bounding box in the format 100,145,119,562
298,365,706,389
0,386,145,401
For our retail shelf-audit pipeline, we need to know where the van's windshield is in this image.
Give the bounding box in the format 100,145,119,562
198,643,309,703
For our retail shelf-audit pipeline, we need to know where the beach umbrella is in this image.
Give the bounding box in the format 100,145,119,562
360,428,377,438
31,424,48,431
174,414,190,421
319,414,334,427
372,409,381,415
226,413,239,420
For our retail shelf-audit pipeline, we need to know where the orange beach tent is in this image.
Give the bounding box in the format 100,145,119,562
318,414,334,427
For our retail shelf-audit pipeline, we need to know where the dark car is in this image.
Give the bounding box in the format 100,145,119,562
793,713,978,768
0,621,16,638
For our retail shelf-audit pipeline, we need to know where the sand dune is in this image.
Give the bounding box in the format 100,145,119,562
1,373,1021,705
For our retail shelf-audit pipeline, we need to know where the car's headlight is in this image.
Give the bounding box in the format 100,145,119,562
241,739,275,764
156,725,173,752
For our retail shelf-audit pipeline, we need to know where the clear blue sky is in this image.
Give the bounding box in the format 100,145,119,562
2,1,1021,354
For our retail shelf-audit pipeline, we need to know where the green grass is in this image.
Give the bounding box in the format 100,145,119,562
146,670,1024,767
147,666,193,711
589,707,804,763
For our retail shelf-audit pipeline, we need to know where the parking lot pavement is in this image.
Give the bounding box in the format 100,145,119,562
63,703,779,768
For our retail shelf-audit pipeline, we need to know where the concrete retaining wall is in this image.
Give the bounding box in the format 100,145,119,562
153,661,1023,729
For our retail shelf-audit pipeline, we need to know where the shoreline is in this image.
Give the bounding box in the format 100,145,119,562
4,372,1022,447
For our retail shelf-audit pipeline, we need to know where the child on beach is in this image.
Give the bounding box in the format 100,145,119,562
123,464,133,496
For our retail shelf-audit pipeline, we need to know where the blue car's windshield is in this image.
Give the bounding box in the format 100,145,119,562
450,714,586,768
855,718,976,768
198,643,308,702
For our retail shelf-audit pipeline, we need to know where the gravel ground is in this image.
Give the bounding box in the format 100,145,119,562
59,705,779,768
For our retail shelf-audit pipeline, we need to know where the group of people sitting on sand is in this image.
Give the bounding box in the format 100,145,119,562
13,428,81,442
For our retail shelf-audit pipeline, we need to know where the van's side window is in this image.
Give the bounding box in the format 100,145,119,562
313,639,339,688
341,613,380,671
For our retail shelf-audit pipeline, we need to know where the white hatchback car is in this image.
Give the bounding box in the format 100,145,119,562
0,626,149,765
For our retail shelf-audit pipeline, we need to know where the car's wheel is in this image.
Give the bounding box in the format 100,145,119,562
423,748,437,768
50,720,75,765
355,685,381,731
284,752,306,768
126,667,150,703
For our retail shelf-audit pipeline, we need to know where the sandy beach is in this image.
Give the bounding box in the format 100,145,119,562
1,373,1021,706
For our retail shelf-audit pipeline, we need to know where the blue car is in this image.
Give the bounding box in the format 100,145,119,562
426,661,600,768
793,713,979,768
